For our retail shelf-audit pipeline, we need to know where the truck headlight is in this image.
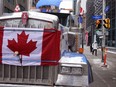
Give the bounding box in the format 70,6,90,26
60,65,83,75
71,67,83,75
61,66,70,74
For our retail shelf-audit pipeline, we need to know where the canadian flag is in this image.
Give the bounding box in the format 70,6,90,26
80,7,84,15
0,26,61,66
14,4,20,12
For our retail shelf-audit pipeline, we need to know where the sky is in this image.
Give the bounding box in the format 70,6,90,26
60,0,87,13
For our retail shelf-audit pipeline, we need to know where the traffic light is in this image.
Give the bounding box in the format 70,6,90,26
96,20,102,29
103,18,110,29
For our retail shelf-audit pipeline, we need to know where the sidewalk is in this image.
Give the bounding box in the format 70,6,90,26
84,45,116,64
106,47,116,54
84,45,104,65
83,45,116,87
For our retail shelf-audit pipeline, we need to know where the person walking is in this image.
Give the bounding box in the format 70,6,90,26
92,42,98,56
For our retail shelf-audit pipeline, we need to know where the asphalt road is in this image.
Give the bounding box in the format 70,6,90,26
84,45,116,87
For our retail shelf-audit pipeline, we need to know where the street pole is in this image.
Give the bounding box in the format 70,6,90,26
81,28,84,48
69,10,73,31
102,0,106,62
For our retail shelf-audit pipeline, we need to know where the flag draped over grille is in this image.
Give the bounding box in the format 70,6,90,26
0,26,61,66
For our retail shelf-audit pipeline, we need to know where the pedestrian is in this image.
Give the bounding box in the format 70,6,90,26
92,42,98,56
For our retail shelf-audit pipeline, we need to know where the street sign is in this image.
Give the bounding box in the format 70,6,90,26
14,4,20,12
96,30,102,36
92,15,102,20
78,15,83,23
104,6,110,13
96,30,109,36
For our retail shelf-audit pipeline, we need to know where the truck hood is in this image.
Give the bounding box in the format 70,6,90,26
59,51,87,65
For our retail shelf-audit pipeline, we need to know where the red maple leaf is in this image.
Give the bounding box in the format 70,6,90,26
7,31,37,56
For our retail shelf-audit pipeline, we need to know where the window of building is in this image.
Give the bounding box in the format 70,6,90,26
4,7,13,13
22,0,25,2
112,19,115,28
111,0,115,9
7,0,15,5
112,29,116,46
19,4,25,11
7,0,10,2
108,30,112,46
111,8,115,19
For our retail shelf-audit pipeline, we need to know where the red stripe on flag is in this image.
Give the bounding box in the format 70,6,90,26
41,29,61,65
0,26,4,64
80,7,84,15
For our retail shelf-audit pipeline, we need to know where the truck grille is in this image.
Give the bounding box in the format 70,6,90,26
0,64,58,85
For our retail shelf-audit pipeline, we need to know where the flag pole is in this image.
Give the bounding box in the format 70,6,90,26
101,0,106,62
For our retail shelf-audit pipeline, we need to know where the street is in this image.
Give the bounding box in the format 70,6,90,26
84,45,116,87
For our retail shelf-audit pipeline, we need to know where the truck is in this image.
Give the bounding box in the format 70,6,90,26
0,10,93,87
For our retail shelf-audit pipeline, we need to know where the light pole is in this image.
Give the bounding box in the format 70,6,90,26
90,23,94,52
101,0,106,62
69,10,73,31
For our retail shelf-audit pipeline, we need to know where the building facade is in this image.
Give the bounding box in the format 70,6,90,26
86,0,95,32
106,0,116,47
86,0,116,47
86,0,95,46
0,0,28,15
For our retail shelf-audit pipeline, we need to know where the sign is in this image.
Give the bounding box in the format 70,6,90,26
14,4,20,12
96,30,102,36
78,15,83,23
92,15,102,20
104,6,110,13
96,30,109,36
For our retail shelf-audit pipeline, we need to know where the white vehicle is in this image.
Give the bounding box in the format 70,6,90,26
0,11,93,87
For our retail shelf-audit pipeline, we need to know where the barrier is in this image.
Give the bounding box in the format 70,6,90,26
79,48,84,54
104,48,108,66
101,48,108,67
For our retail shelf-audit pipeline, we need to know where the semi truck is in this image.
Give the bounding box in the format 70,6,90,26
0,10,93,87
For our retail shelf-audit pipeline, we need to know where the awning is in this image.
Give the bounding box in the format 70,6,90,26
36,0,62,8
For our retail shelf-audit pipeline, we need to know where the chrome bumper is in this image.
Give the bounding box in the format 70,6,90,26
55,74,88,87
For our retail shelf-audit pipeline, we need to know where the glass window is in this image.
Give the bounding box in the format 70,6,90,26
111,8,115,19
112,29,116,46
7,0,14,5
112,19,115,28
108,30,112,46
4,7,13,13
7,0,10,2
111,0,115,8
22,0,25,2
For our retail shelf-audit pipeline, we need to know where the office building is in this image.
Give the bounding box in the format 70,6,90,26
86,0,116,47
